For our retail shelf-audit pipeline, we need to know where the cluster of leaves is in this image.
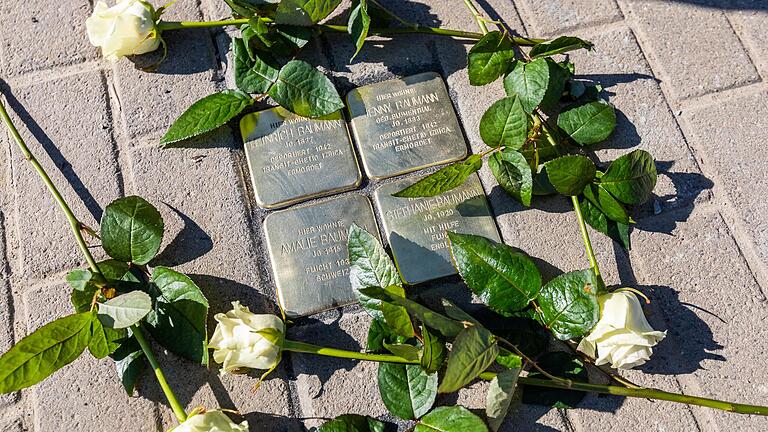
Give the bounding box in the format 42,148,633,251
161,0,377,146
0,196,208,395
395,33,658,250
335,224,592,431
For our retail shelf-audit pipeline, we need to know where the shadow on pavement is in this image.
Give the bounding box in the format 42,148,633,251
659,0,768,11
153,204,214,267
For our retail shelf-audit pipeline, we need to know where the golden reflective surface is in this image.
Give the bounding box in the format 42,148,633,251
347,72,468,180
263,194,380,317
240,107,361,209
374,173,501,285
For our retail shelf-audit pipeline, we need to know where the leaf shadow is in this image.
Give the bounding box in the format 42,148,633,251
128,29,217,75
152,204,214,267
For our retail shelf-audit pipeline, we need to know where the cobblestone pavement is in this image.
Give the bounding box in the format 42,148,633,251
1,0,768,431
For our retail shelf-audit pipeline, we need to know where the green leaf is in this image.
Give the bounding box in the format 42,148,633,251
479,96,528,150
275,0,342,26
318,414,385,432
489,150,533,206
447,232,541,315
0,312,93,392
383,342,421,361
100,196,164,265
544,155,596,196
233,37,279,94
97,291,152,329
440,299,481,326
393,155,482,198
378,363,437,419
68,269,98,313
276,25,313,51
557,101,617,146
486,368,520,431
111,337,146,396
348,0,370,61
600,149,657,205
87,317,111,359
366,317,396,352
529,36,593,58
420,325,446,374
521,351,587,408
468,31,516,86
537,269,599,340
348,224,413,337
582,183,630,224
145,267,209,365
268,60,344,118
359,287,464,338
580,198,631,249
160,90,254,146
495,348,523,369
438,325,499,393
503,58,550,113
415,406,489,432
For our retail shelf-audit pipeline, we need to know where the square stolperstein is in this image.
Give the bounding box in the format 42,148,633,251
263,194,380,317
241,107,362,209
374,173,501,285
346,72,468,180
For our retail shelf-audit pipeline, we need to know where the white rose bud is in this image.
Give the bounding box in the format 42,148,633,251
170,410,248,432
209,301,285,373
86,0,161,62
577,290,666,369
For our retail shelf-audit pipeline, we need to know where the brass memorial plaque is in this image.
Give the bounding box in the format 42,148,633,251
374,173,501,285
240,107,361,209
263,194,380,317
346,72,468,180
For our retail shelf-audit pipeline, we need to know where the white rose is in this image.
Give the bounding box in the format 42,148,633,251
170,410,248,432
86,0,161,61
577,290,666,369
209,301,284,373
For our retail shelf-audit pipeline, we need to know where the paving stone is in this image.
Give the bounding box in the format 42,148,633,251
0,418,22,432
0,0,98,76
23,282,159,432
728,8,768,79
514,0,623,36
289,312,390,429
630,208,768,431
112,1,221,141
621,1,759,100
0,214,18,410
680,90,768,272
3,71,120,280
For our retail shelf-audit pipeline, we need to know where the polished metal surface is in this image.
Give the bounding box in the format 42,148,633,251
241,107,361,209
263,194,380,317
347,72,468,180
374,173,501,285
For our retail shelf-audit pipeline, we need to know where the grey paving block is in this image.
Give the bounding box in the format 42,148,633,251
630,208,768,430
621,1,759,100
0,0,99,76
0,418,22,432
514,0,623,36
729,9,768,80
3,71,120,280
112,0,220,141
127,138,273,301
680,90,768,272
23,282,159,432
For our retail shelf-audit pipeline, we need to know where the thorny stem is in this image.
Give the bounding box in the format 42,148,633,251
571,194,603,282
462,0,489,34
286,341,768,416
0,99,188,425
156,17,545,45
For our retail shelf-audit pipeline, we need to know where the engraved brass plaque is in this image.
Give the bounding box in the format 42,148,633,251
241,107,361,209
263,194,380,317
347,72,468,180
374,173,501,285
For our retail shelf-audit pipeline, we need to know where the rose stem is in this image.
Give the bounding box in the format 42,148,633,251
283,340,768,415
0,98,188,424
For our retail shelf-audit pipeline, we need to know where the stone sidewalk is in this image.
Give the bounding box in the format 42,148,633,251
1,0,768,430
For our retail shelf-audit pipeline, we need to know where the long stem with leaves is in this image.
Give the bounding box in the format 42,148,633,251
283,340,768,415
156,16,544,45
0,99,188,424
